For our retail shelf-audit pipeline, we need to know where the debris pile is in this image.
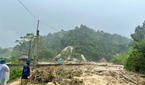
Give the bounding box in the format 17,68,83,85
30,67,55,83
30,67,84,85
62,60,79,64
76,64,145,85
8,63,145,85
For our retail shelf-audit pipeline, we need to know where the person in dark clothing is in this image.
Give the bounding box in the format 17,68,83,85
21,59,31,85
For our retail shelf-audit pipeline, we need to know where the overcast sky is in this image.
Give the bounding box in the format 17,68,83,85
0,0,145,48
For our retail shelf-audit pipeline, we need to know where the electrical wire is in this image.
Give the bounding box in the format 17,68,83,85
18,0,60,32
39,21,60,32
18,0,38,21
18,0,143,35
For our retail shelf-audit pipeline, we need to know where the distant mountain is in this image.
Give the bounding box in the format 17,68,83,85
40,24,132,61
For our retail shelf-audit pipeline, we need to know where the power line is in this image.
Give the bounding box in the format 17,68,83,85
18,0,61,32
40,21,60,32
17,0,140,34
18,0,38,20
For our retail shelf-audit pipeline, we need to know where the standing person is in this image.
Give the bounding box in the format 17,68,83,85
0,59,9,85
58,58,62,64
21,59,31,85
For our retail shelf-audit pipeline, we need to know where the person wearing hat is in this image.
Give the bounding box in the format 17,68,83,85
21,59,31,85
0,59,9,85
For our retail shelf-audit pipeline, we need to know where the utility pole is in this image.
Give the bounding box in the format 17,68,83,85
32,20,39,70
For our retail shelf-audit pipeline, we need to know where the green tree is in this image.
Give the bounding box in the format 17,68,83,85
15,33,36,58
13,24,131,62
124,20,145,73
131,21,145,41
38,47,53,61
124,52,145,73
6,55,20,64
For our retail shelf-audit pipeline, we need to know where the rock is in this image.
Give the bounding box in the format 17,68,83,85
47,82,55,85
63,79,71,82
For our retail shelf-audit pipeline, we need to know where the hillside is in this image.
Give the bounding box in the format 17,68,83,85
39,24,132,61
0,48,11,58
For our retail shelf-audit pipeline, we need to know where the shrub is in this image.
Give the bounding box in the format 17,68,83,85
10,67,23,80
124,52,145,74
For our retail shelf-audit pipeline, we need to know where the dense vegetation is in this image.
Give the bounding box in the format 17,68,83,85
112,21,145,74
1,25,131,61
39,25,131,61
0,47,8,54
0,48,11,58
111,47,133,64
131,21,145,42
9,67,23,81
124,39,145,73
15,33,36,59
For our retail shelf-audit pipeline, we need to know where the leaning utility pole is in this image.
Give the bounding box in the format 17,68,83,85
32,20,39,70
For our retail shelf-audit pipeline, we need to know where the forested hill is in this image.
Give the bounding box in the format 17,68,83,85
40,24,132,61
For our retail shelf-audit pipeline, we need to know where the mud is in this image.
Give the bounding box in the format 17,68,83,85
7,63,145,85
